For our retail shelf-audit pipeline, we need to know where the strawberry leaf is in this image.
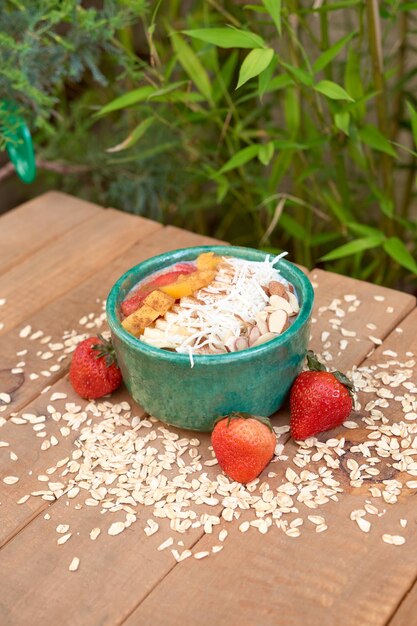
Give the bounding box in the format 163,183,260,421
333,370,355,395
92,335,118,367
215,412,273,432
306,350,327,372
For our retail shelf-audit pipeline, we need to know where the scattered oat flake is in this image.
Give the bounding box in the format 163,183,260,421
356,517,371,533
369,335,382,345
51,392,67,402
108,522,125,536
19,325,32,338
374,295,385,301
56,524,70,534
17,495,30,504
158,537,173,551
194,551,210,560
90,528,101,540
343,421,359,429
239,521,250,533
219,529,228,542
400,519,408,528
69,557,79,572
57,533,72,545
316,524,328,533
382,534,405,546
3,476,19,485
308,515,325,525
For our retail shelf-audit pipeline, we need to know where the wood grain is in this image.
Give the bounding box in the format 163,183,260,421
128,309,417,626
0,192,102,276
0,226,223,418
308,268,415,371
0,207,160,336
0,261,413,626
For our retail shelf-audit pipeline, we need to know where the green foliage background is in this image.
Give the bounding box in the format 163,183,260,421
1,1,417,292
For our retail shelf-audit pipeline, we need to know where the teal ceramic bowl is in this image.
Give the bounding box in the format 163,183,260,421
107,246,314,432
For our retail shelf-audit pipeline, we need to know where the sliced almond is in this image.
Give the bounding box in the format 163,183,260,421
287,291,299,314
268,310,288,334
235,337,249,351
255,311,269,335
268,281,289,300
248,326,261,346
251,332,277,348
268,295,293,315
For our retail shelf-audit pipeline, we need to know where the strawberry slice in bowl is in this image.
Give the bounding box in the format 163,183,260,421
121,263,196,317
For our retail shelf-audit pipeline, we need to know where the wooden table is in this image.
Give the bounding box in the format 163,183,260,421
1,192,417,626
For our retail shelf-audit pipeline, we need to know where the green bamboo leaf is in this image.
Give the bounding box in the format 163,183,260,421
347,222,386,238
171,31,213,103
216,144,260,175
334,111,350,135
322,190,352,224
183,28,265,49
313,32,355,73
263,73,295,93
279,61,313,86
358,124,396,157
310,0,361,12
284,86,300,138
406,101,417,151
94,86,155,117
320,236,384,261
279,213,308,241
369,181,394,217
314,80,354,101
258,141,275,165
258,55,278,99
383,237,417,275
147,81,188,99
262,0,281,34
398,2,417,9
106,118,154,153
237,48,275,89
344,47,365,119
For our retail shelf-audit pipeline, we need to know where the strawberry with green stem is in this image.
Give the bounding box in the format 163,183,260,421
69,334,123,399
290,350,355,440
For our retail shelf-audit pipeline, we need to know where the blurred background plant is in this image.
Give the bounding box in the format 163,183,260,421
2,1,417,292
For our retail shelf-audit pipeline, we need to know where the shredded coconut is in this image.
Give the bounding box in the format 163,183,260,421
140,253,292,361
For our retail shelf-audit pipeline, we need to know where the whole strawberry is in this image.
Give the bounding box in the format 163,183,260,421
69,335,122,399
211,413,276,483
290,351,354,440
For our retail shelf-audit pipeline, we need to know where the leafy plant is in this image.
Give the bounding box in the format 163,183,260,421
0,0,146,150
97,1,417,291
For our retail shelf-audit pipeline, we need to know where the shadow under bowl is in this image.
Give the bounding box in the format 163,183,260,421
106,246,314,432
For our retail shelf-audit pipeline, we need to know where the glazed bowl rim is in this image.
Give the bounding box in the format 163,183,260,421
106,245,314,365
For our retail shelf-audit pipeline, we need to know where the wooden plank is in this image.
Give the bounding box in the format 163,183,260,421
0,226,223,419
127,308,417,626
0,271,412,626
308,268,415,371
0,208,160,336
388,581,417,626
0,192,102,276
0,226,224,543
